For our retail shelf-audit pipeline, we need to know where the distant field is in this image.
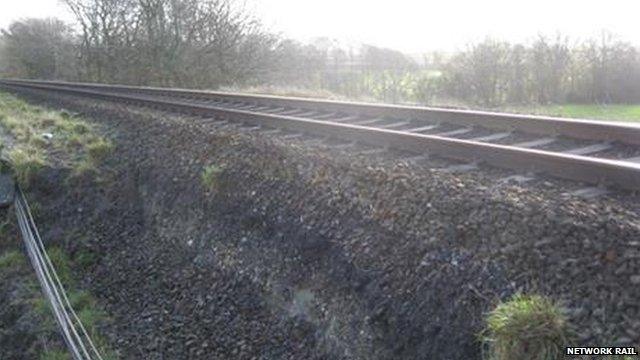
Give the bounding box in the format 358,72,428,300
230,86,640,123
501,104,640,122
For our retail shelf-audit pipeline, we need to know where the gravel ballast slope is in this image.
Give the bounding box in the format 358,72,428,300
4,88,640,359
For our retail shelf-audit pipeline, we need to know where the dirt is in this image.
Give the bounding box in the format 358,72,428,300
1,87,639,359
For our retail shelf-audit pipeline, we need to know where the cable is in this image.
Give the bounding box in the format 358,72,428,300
14,186,104,360
17,187,104,359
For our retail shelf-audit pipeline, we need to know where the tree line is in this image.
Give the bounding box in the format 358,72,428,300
1,0,639,107
442,33,640,106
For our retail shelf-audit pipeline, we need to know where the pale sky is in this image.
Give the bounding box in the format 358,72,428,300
1,0,639,53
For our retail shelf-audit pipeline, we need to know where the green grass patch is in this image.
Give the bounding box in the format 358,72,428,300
202,164,224,191
72,158,99,177
0,250,25,269
482,294,570,360
226,85,343,100
0,91,113,184
86,138,114,163
503,104,640,122
39,349,71,360
74,248,99,271
30,245,116,358
0,192,115,358
8,147,46,187
46,247,73,285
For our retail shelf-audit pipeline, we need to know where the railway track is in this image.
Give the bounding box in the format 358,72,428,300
2,79,640,192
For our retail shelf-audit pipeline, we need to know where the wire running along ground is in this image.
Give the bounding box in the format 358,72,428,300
14,186,104,360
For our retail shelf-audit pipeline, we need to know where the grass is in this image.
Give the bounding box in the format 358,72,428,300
482,294,570,360
47,247,73,285
223,85,344,100
503,104,640,122
230,85,640,122
72,158,99,177
0,93,117,358
30,245,117,359
8,147,46,186
86,138,114,162
0,208,115,358
201,164,224,191
0,247,117,360
73,248,99,271
0,250,25,269
40,350,71,360
0,91,113,185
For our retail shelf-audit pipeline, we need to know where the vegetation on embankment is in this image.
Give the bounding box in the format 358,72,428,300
481,294,640,360
482,294,570,360
0,91,117,359
201,164,225,192
0,87,635,359
0,91,113,186
0,209,116,359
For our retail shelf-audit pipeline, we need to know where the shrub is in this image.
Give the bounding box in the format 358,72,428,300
483,294,570,360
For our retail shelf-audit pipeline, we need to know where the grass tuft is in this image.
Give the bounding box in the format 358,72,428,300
0,91,113,182
72,122,90,135
78,306,108,332
46,247,73,286
9,148,46,187
74,249,99,270
202,164,224,191
71,159,99,178
0,250,25,269
39,349,70,360
1,115,23,131
29,246,115,357
482,294,570,360
86,138,113,163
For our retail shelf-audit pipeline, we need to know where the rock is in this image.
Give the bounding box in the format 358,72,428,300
0,174,15,208
8,88,640,360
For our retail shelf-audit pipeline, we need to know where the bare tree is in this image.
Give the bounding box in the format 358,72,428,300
576,31,640,103
0,18,77,79
528,34,571,104
445,39,511,106
3,10,640,107
62,0,279,87
506,44,527,104
0,37,7,76
63,0,136,82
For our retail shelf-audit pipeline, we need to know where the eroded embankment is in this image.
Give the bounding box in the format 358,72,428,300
5,87,640,359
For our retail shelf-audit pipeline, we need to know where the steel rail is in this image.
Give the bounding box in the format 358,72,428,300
6,78,640,146
2,80,640,191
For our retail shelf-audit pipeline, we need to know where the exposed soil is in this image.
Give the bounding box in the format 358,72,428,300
2,87,640,359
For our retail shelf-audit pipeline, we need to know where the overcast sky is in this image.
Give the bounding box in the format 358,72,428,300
1,0,639,53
